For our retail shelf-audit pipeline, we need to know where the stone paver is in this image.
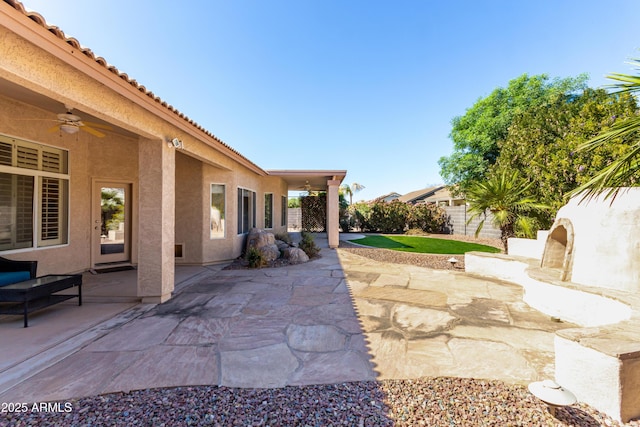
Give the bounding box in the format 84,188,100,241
0,235,574,404
220,343,299,388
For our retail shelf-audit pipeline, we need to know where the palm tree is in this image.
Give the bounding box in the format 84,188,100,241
465,170,549,252
340,182,365,205
572,58,640,201
100,189,124,235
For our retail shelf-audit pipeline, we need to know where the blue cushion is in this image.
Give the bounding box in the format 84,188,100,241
0,271,31,286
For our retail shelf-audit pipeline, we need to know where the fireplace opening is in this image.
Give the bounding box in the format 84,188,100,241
541,219,574,281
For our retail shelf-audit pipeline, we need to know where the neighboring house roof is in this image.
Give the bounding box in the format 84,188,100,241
2,0,264,175
419,187,461,204
397,186,445,204
371,192,401,203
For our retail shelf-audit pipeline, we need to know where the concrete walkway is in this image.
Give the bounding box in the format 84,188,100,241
0,236,571,404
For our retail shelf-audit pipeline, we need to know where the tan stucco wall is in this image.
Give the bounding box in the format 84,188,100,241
174,152,289,265
0,95,139,275
175,152,205,264
1,20,292,277
2,93,292,274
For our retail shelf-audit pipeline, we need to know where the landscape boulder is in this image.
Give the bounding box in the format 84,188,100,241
276,240,291,252
283,247,309,264
246,228,281,262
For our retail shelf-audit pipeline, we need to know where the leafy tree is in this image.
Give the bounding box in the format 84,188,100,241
439,73,588,193
465,170,549,252
288,197,301,208
572,59,640,200
494,88,638,216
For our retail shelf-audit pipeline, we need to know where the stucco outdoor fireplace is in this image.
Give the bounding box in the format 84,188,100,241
540,187,640,294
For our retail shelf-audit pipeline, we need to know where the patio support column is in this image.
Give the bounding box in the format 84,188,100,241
326,179,340,249
137,138,175,303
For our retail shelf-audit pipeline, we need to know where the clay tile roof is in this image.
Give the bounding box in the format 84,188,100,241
3,0,263,173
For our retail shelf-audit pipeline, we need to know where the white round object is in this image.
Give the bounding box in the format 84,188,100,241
528,380,577,407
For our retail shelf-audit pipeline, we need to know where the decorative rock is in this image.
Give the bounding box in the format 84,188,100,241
276,240,290,252
246,228,275,252
260,244,281,262
283,247,309,264
246,228,280,262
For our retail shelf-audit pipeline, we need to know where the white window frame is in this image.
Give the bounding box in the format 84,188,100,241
237,187,256,235
0,135,70,253
210,183,226,239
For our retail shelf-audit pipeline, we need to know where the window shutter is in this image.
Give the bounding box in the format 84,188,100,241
40,177,61,241
0,138,68,251
16,145,39,170
42,149,62,173
0,173,34,250
16,175,34,245
0,173,12,248
0,142,12,166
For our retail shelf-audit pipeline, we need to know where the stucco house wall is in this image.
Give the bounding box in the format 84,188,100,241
0,95,144,275
0,2,344,302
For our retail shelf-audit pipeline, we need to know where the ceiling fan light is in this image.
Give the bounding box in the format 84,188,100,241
60,124,79,134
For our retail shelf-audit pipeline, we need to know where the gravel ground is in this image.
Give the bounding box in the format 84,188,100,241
4,234,638,426
3,378,638,426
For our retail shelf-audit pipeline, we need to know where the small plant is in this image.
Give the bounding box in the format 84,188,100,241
246,247,265,268
299,232,320,258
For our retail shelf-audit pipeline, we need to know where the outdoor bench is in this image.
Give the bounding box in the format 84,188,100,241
0,259,82,327
0,256,37,286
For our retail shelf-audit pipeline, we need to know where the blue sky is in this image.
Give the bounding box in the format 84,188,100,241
21,0,640,202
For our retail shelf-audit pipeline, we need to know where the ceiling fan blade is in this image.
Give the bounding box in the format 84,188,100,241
81,126,106,138
82,121,112,130
11,118,57,122
48,124,61,133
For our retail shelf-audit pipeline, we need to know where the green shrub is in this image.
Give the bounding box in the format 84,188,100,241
407,203,448,233
299,232,320,258
350,201,448,234
351,202,371,232
339,213,355,232
246,247,265,268
369,200,410,233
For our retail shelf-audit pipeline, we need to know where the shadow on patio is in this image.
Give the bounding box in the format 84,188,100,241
0,233,589,425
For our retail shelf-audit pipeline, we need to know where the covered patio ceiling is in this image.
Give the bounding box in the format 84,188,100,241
267,170,347,192
0,76,137,138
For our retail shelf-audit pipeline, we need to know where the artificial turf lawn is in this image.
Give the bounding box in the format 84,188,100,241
351,235,501,255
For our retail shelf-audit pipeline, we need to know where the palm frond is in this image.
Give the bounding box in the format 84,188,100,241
515,216,537,239
579,115,640,151
572,60,640,200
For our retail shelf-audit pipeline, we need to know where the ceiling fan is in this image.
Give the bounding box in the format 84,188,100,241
295,180,312,192
48,107,111,138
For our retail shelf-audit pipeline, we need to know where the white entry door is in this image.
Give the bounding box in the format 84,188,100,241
93,182,131,265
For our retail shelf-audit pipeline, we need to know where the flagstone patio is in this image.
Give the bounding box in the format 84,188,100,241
0,234,572,404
